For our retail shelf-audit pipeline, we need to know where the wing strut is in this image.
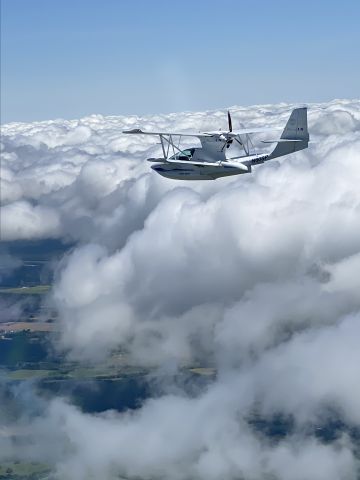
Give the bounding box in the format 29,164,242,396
235,133,254,156
159,134,188,160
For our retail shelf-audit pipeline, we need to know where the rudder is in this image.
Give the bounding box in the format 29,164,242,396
268,107,309,160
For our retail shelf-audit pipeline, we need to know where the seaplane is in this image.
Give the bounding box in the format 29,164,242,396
123,107,309,180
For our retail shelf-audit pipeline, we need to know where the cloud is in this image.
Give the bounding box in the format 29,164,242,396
1,385,357,480
1,201,61,241
251,312,360,424
1,99,360,478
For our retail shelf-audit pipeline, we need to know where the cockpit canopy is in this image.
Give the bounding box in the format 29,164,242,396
169,148,195,161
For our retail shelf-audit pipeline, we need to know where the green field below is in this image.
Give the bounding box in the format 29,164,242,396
0,285,51,295
0,461,50,478
6,369,59,380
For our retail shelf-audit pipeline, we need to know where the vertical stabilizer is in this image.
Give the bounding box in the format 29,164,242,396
268,107,309,159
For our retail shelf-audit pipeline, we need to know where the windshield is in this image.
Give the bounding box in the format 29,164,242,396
170,148,195,160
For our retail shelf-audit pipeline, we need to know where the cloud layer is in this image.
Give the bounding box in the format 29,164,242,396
1,99,360,479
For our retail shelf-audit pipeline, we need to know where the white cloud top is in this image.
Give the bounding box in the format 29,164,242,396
1,99,360,479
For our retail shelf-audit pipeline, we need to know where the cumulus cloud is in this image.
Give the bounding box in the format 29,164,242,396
1,201,62,241
1,99,360,479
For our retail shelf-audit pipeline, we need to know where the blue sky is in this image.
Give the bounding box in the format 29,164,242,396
1,0,359,123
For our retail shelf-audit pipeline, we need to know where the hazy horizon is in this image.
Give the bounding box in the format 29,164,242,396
1,0,359,123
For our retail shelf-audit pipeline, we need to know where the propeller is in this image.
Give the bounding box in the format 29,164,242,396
221,110,234,151
227,110,232,132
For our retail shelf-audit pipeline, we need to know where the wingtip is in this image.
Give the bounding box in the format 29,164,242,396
123,128,142,134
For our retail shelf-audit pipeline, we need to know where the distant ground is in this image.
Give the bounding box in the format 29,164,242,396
0,321,54,333
0,285,51,295
0,461,50,479
1,239,355,479
0,241,213,480
0,239,72,288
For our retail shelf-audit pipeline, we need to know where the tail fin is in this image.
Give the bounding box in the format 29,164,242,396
268,107,309,160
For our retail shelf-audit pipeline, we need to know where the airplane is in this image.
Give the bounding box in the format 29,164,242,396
123,107,309,180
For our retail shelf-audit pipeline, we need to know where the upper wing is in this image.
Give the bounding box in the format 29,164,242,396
123,127,282,138
123,128,212,138
231,127,282,135
202,127,283,136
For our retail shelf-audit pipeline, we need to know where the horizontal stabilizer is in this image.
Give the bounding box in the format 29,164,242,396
261,139,303,144
205,127,282,136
